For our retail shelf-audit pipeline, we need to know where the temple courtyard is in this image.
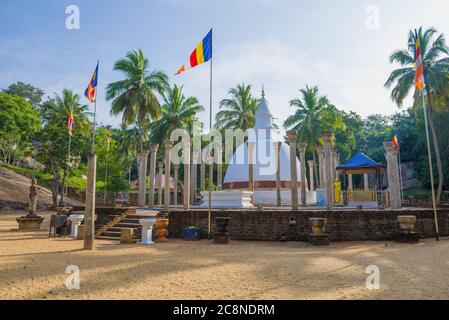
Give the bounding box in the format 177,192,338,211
1,210,449,300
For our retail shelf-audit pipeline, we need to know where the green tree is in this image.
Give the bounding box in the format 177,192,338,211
385,26,449,203
106,49,168,153
3,82,44,109
215,83,259,132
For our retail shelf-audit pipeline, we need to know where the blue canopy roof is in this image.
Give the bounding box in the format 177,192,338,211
337,153,385,172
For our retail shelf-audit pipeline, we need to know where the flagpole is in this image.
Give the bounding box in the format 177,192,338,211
208,56,213,240
422,93,440,241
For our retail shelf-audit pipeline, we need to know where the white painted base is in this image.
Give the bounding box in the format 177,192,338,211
200,190,317,208
68,214,84,239
200,191,253,208
139,218,156,245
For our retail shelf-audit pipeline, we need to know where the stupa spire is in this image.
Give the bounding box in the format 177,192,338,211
261,85,265,99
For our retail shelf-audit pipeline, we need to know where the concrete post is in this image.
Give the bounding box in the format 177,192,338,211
148,144,158,207
183,141,191,210
190,149,199,205
84,154,96,250
164,141,173,211
323,132,334,210
287,130,298,212
364,174,369,191
173,165,178,206
248,141,256,205
274,141,282,207
316,145,325,188
137,150,149,207
158,162,163,205
308,160,315,192
299,143,307,207
217,146,223,191
200,149,206,191
330,148,337,185
348,174,353,191
392,146,402,209
384,142,394,208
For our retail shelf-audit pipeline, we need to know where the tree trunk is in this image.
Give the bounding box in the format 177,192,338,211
50,179,59,209
425,88,443,204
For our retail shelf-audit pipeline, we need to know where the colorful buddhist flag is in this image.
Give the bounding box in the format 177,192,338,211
85,62,99,103
415,32,425,91
176,29,212,75
392,131,399,148
67,111,75,136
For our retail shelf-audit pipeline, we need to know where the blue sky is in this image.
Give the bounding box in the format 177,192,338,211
1,0,449,128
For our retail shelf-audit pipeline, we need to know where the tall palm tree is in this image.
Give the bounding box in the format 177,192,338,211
385,27,449,203
106,49,168,153
45,89,90,206
284,85,345,186
215,83,259,132
152,84,204,143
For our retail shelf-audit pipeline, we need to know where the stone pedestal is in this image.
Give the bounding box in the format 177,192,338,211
68,214,84,238
77,225,85,240
140,218,156,245
396,215,419,243
309,217,329,246
16,215,45,231
121,228,134,244
155,219,169,242
214,217,230,244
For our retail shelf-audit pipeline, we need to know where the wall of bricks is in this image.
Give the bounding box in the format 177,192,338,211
167,209,449,241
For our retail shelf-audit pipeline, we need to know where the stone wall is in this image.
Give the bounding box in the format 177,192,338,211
168,209,449,241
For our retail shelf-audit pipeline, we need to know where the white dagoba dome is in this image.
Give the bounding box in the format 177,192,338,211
223,89,303,191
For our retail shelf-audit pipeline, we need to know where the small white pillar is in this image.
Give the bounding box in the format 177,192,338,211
308,160,315,192
68,214,84,239
139,218,156,245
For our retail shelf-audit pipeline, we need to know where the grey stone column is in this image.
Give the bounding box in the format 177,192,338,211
316,145,325,188
308,160,315,192
364,174,369,191
164,141,173,211
248,141,256,205
138,150,149,207
274,141,282,207
173,165,179,206
158,162,163,205
200,149,206,191
287,130,298,212
330,148,337,186
384,142,394,208
216,146,223,191
148,144,158,207
183,141,191,210
323,132,334,210
190,149,199,205
84,153,96,250
299,143,307,207
392,147,402,209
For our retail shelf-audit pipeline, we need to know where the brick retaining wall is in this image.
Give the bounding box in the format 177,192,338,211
168,209,449,241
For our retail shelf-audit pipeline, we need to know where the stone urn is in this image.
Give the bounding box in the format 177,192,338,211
154,219,169,242
139,218,156,245
397,216,417,234
309,218,327,236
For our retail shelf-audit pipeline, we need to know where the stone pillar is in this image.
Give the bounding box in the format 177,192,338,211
248,141,256,205
84,154,96,250
323,132,334,210
217,146,223,191
164,141,173,211
190,149,199,205
274,141,282,207
392,147,402,209
183,141,191,210
299,143,307,207
316,145,325,188
364,174,369,191
308,160,315,192
148,144,158,207
138,150,149,207
200,149,206,191
330,148,337,185
173,165,179,206
348,174,353,191
287,130,298,212
158,162,163,205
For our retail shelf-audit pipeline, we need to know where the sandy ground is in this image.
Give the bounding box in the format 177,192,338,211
1,210,449,300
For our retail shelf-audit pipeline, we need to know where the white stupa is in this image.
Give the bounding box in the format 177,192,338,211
220,89,314,206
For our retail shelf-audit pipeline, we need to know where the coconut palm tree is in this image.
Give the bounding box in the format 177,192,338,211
284,85,345,186
106,49,168,153
151,84,204,143
215,83,259,132
385,27,449,203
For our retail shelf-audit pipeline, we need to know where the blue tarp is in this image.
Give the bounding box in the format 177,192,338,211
337,153,385,170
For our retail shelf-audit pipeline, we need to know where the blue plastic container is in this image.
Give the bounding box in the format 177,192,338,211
184,227,201,241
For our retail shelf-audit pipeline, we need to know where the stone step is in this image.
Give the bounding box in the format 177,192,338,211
96,235,121,241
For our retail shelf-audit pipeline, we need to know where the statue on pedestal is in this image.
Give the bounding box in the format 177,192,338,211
28,173,41,216
16,172,44,231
